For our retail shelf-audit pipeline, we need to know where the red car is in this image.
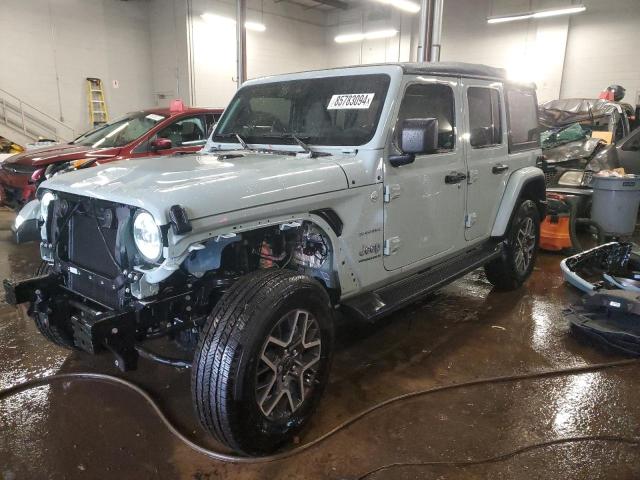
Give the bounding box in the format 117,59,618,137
0,105,223,209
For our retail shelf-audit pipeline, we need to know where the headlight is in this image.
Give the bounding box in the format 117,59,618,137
557,170,584,187
40,192,56,220
133,211,162,262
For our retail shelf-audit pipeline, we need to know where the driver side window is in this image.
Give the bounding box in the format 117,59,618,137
395,83,456,153
156,116,207,148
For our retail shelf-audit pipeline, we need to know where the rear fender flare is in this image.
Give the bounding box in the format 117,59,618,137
491,166,545,237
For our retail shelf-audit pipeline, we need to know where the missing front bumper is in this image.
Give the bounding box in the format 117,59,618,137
4,275,194,371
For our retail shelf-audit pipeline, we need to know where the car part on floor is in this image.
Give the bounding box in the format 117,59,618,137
561,242,640,355
560,242,637,293
0,359,637,465
565,294,640,356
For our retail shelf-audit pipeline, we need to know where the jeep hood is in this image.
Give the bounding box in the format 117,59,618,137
40,152,349,222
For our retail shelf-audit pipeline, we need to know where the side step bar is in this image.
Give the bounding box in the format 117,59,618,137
340,240,504,322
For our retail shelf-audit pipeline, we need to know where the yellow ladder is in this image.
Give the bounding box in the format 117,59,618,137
86,78,109,128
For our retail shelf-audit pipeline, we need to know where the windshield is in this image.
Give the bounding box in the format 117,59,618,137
72,112,166,148
214,74,390,147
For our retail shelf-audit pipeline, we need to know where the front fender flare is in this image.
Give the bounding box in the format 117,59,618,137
491,166,545,237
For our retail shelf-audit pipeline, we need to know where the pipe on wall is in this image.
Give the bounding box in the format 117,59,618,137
416,0,432,62
430,0,443,61
236,0,247,87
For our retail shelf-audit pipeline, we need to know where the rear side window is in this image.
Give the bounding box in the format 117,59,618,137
621,129,640,152
506,87,539,153
468,87,502,148
395,83,456,152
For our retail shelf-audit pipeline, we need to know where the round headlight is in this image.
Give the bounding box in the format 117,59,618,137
133,211,162,262
40,192,56,220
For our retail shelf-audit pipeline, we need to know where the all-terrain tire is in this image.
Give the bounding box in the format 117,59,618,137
31,261,77,349
484,199,540,291
191,269,334,454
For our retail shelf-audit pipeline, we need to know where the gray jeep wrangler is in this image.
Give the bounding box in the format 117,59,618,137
5,62,545,455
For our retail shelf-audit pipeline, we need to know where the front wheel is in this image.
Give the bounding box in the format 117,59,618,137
191,269,334,454
484,199,540,291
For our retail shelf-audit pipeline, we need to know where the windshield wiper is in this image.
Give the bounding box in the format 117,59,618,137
266,134,329,157
215,132,249,150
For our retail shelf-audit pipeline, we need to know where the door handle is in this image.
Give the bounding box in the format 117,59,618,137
445,172,467,184
492,164,509,174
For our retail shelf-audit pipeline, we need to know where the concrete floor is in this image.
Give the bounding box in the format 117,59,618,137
1,208,640,480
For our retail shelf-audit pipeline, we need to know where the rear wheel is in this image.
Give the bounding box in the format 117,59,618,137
191,269,334,454
485,199,540,291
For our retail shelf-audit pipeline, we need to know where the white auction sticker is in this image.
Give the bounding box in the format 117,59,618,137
327,93,375,110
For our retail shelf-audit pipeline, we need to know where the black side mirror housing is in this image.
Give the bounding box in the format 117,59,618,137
390,118,439,167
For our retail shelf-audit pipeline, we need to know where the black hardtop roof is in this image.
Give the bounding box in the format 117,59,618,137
250,62,535,89
398,61,506,80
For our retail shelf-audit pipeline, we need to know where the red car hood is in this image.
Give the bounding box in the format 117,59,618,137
4,144,122,167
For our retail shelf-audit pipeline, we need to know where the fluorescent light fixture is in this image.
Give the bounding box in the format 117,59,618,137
533,5,585,18
200,13,266,32
487,5,585,24
334,29,398,43
377,0,420,13
244,21,266,32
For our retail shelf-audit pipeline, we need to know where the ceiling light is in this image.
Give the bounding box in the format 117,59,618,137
200,13,266,32
376,0,420,13
244,21,266,31
487,4,585,24
533,5,586,18
334,29,398,43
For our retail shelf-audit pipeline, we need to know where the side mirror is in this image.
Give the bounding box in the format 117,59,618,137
151,137,172,151
390,118,439,167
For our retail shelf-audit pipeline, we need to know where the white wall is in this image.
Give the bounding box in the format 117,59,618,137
0,0,155,135
186,0,330,108
325,0,640,105
439,0,570,102
561,0,640,104
325,8,415,67
149,0,191,106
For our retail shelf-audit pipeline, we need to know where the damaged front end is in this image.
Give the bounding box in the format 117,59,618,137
538,98,633,189
4,191,227,370
4,190,337,370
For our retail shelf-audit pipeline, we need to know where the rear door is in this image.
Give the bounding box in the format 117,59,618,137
383,78,468,270
462,81,508,241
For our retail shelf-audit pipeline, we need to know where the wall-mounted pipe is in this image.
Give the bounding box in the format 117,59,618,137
416,0,432,62
236,0,247,88
430,0,443,61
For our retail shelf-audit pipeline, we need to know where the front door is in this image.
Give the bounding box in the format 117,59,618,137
383,78,467,271
139,115,209,158
462,80,509,241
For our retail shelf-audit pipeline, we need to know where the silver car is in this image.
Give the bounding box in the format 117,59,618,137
6,62,545,455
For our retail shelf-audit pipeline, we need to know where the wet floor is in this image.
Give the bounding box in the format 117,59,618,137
1,208,639,479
